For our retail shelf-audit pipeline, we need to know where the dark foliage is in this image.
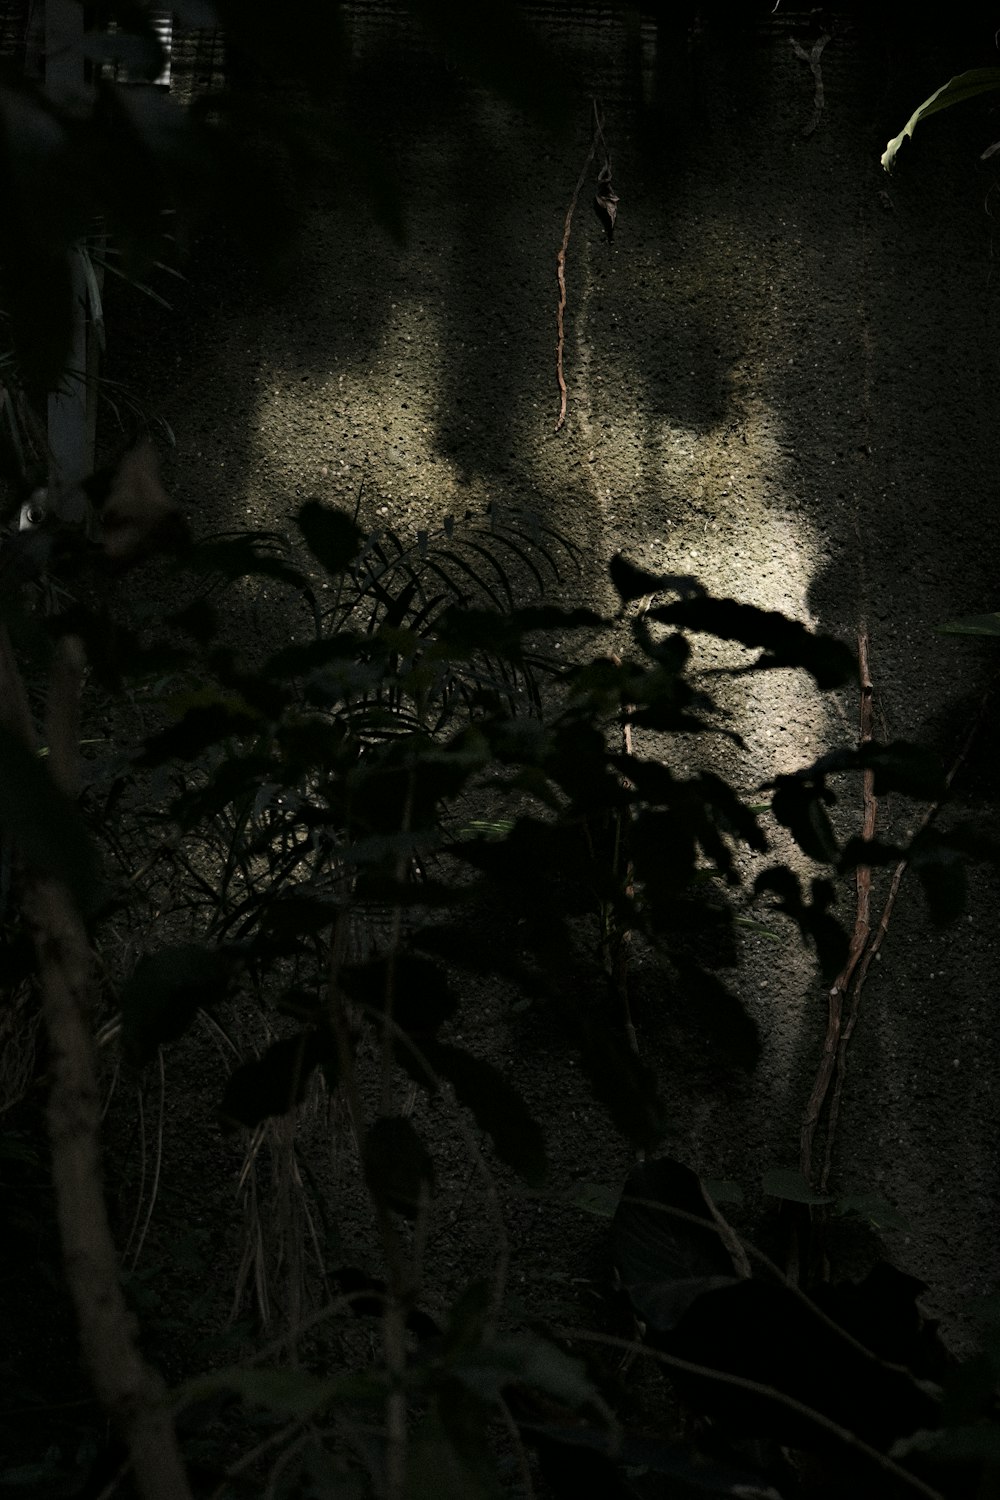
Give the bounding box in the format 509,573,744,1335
2,5,997,1498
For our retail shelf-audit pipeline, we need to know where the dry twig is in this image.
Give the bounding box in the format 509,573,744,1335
554,103,602,432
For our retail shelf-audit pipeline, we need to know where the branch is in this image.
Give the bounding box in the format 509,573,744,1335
1,629,193,1500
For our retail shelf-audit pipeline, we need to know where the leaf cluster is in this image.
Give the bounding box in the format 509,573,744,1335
4,491,991,1495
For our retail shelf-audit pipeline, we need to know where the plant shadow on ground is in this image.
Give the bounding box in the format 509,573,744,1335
3,481,998,1499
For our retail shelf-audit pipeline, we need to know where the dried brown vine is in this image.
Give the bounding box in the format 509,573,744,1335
554,102,603,433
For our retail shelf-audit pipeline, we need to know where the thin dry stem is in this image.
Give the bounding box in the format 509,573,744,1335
553,1327,945,1500
554,104,602,432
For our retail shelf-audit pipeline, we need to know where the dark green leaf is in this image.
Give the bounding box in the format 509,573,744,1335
704,1179,744,1206
882,68,1000,171
262,632,367,679
612,1158,741,1332
762,1168,833,1205
259,893,340,940
411,923,540,991
940,611,1000,637
406,1399,501,1500
669,1279,938,1447
165,598,220,644
363,1116,434,1218
943,1352,1000,1428
416,1042,546,1186
893,1423,1000,1463
138,700,261,766
220,1030,329,1129
341,953,459,1038
120,943,241,1064
835,1194,909,1231
567,1182,620,1218
169,752,276,825
527,1422,791,1495
297,500,364,576
452,1331,596,1408
176,1365,344,1419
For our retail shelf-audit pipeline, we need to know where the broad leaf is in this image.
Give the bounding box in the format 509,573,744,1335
416,1042,546,1186
893,1424,1000,1462
612,1158,742,1332
176,1365,349,1419
219,1030,329,1129
185,533,311,592
528,1421,786,1495
441,1281,492,1356
882,69,1000,172
120,943,240,1064
576,1017,667,1150
567,1182,619,1219
138,700,261,766
452,1331,597,1409
940,610,1000,637
762,1167,832,1205
406,1423,500,1500
668,1279,939,1447
296,500,364,576
363,1116,435,1218
835,1194,909,1231
341,953,459,1038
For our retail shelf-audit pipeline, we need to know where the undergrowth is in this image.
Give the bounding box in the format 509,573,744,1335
2,475,998,1500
